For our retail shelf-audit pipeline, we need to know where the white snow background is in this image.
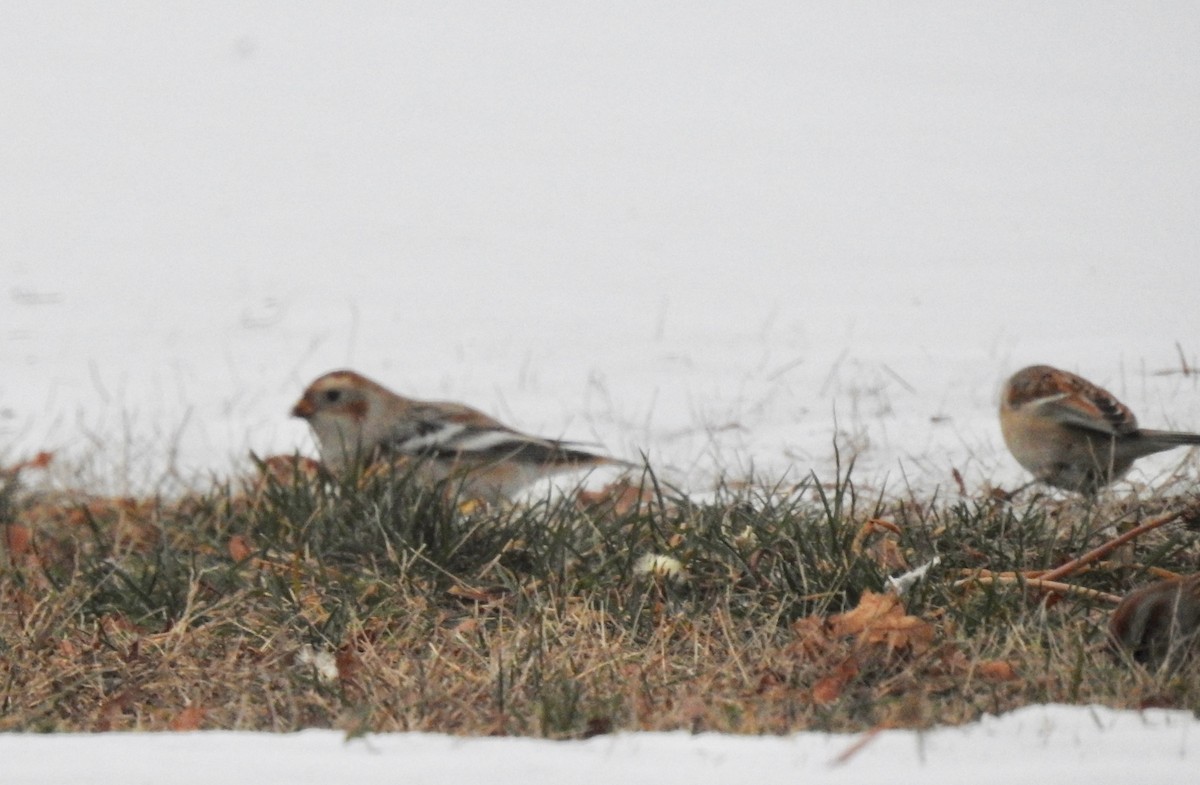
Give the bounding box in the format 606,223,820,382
3,1,1200,780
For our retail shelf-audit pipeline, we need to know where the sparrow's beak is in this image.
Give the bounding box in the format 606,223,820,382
291,396,316,419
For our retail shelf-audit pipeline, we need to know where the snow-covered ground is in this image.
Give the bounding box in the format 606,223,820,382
3,705,1199,784
3,1,1200,777
5,2,1200,497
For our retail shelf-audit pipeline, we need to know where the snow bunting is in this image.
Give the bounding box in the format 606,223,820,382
291,369,629,501
999,364,1200,493
1109,573,1200,663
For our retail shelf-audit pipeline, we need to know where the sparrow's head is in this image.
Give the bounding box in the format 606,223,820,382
1001,363,1138,436
291,370,374,422
1001,365,1065,410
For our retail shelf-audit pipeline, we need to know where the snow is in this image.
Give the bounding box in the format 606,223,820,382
5,2,1200,497
3,0,1200,777
2,705,1197,784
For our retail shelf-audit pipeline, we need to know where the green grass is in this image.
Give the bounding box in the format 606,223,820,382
1,457,1199,735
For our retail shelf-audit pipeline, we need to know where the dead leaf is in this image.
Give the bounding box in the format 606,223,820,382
447,584,509,605
336,645,363,687
951,468,967,496
96,688,140,731
812,657,859,705
576,480,653,516
755,668,787,696
864,537,908,573
787,615,834,660
29,451,54,470
169,705,206,731
257,454,322,484
228,534,253,562
3,525,32,558
454,617,482,635
829,591,935,655
976,660,1019,681
2,451,54,475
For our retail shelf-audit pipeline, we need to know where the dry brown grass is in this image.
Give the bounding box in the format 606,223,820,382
2,454,1200,736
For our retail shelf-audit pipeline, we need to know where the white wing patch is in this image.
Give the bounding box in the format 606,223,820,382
394,422,468,453
1022,391,1070,412
452,430,540,453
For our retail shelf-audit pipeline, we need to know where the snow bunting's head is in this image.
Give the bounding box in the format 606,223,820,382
291,369,394,471
291,369,372,422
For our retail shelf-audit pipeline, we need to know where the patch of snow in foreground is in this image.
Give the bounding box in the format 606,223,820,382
2,706,1195,785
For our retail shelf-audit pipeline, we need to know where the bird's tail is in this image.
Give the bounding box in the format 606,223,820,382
1139,429,1200,447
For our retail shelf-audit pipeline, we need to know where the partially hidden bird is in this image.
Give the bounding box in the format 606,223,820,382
291,369,629,502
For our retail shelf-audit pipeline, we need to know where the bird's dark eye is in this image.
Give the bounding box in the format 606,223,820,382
324,390,342,403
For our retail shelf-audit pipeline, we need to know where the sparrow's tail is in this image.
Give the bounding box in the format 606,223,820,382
1138,429,1200,449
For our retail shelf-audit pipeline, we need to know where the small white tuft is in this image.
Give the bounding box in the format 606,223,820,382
887,556,941,596
634,553,687,582
296,644,339,683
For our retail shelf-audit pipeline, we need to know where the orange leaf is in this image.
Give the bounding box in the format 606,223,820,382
812,658,859,705
829,591,903,636
2,451,54,474
259,454,321,480
977,660,1019,681
169,705,206,731
865,537,909,572
4,524,32,557
811,675,844,704
336,646,363,685
576,480,653,516
787,615,834,660
829,591,935,654
228,534,253,562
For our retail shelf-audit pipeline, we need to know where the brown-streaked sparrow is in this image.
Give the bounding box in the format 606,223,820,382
999,364,1200,493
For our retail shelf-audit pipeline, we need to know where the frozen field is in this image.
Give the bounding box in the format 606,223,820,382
5,2,1200,498
3,1,1200,779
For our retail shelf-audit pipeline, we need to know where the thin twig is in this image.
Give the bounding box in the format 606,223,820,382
830,725,885,765
955,574,1122,605
1039,506,1193,584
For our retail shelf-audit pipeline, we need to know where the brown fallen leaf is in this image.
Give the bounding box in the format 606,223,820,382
976,660,1019,681
169,705,207,731
812,657,860,705
228,534,253,562
447,584,510,605
787,615,835,660
3,524,32,558
864,536,908,573
336,644,364,688
256,454,323,485
1,451,54,475
829,591,935,655
577,479,654,516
